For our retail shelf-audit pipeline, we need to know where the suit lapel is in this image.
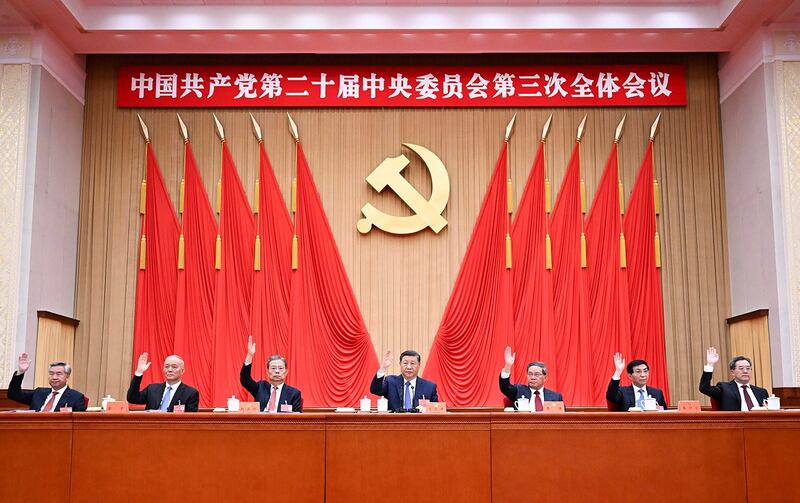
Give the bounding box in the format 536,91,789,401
395,377,404,405
53,387,71,410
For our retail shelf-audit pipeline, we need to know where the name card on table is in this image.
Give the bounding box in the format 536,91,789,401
543,401,566,413
106,401,129,412
239,402,260,413
423,402,447,414
678,400,701,412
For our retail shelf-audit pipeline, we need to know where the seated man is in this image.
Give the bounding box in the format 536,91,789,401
605,352,667,410
127,352,199,412
240,335,302,412
370,349,438,411
699,346,769,411
499,346,562,411
8,353,87,411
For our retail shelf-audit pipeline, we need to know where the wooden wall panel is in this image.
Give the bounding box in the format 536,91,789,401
34,312,77,388
75,54,729,405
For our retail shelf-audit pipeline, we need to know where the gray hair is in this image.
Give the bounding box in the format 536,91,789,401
729,356,752,370
526,361,547,375
267,355,287,368
164,355,185,367
49,361,72,375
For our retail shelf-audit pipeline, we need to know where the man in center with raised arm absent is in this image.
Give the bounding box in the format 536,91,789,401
499,346,563,411
240,335,302,412
370,349,438,412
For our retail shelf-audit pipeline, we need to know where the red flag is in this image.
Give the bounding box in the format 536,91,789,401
585,143,632,404
132,143,180,387
511,141,558,388
288,142,378,407
173,142,218,408
623,142,670,403
210,143,256,406
424,143,513,406
549,142,592,405
250,142,293,381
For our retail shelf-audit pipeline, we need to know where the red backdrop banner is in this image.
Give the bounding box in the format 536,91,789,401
585,143,632,404
287,141,379,407
549,142,593,405
623,142,671,404
510,141,558,388
118,65,686,108
132,143,180,387
424,143,513,407
250,142,294,381
173,142,218,408
211,142,256,406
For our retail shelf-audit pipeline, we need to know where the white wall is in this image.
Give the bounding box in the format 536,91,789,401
721,63,792,385
16,66,84,386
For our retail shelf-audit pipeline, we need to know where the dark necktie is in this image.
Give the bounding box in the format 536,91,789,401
533,390,543,412
741,385,754,410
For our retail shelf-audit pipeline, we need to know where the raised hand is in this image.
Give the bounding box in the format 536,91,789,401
612,352,625,378
706,347,720,366
503,346,516,372
136,352,152,375
18,353,32,374
380,350,393,373
245,335,256,365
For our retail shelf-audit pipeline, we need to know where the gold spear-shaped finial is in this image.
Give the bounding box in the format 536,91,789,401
177,113,189,143
504,113,517,142
614,114,626,143
249,113,263,143
212,113,225,142
649,113,661,141
576,114,588,142
541,114,553,142
137,114,150,143
287,113,299,142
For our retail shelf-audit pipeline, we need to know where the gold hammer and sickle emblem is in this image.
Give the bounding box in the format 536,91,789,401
357,143,450,235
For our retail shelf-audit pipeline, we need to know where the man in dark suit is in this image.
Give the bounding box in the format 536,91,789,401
127,352,199,412
8,353,87,411
370,349,438,411
499,346,563,411
605,353,667,411
699,346,769,411
240,335,302,412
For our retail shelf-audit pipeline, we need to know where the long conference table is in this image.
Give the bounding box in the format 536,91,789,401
1,410,798,503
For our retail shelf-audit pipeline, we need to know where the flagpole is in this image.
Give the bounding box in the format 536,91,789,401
136,114,150,270
250,113,263,272
576,114,588,268
614,114,627,269
212,114,225,270
177,113,190,270
288,113,300,270
504,113,516,270
650,113,662,268
541,115,553,270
